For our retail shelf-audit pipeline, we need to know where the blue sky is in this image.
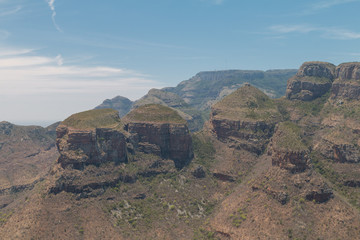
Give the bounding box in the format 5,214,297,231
1,0,360,125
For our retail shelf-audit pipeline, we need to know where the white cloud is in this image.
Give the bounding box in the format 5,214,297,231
0,48,34,57
200,0,225,5
269,24,360,40
269,25,317,34
0,5,21,17
47,0,62,32
0,48,163,124
311,0,359,10
0,49,160,96
213,0,225,4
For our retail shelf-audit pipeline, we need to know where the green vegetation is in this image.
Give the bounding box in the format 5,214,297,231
0,211,12,225
193,228,216,240
124,104,186,124
61,108,123,130
229,207,247,227
311,151,360,210
273,121,308,151
276,91,330,118
192,133,216,167
301,76,332,84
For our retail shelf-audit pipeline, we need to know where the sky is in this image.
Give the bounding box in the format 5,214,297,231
1,0,360,126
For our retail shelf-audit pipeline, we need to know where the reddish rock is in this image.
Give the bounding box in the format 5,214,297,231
286,62,335,101
268,122,309,173
126,122,193,168
331,62,360,100
55,109,127,169
124,104,193,168
271,150,309,173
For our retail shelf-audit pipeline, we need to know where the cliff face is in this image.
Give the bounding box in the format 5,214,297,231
209,84,281,154
286,62,335,101
56,126,127,169
56,109,127,169
124,104,193,168
331,62,360,100
267,122,309,173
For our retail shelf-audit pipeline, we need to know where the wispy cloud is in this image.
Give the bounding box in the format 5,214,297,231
311,0,359,10
213,0,225,4
47,0,62,32
301,0,360,14
0,48,33,57
269,24,360,40
0,5,21,17
269,25,317,34
200,0,225,5
0,48,161,96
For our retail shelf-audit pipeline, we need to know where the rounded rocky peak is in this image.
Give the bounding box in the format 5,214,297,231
335,62,360,81
214,84,271,110
212,84,281,122
124,104,187,124
60,108,122,130
297,61,336,79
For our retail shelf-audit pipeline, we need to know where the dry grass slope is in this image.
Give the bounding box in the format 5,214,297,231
124,104,186,124
61,108,123,130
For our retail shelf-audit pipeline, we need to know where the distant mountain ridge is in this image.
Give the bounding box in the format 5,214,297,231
95,69,297,131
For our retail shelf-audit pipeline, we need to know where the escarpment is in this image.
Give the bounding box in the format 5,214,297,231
51,105,193,196
56,109,128,169
286,61,335,101
123,104,193,168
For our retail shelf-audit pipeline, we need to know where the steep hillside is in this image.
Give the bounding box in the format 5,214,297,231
0,122,59,190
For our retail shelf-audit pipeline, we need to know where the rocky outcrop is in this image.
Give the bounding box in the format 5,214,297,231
305,182,333,203
286,62,335,101
211,118,274,154
210,84,281,154
270,150,309,173
56,109,127,169
316,128,360,164
331,62,360,100
268,122,309,173
124,104,193,168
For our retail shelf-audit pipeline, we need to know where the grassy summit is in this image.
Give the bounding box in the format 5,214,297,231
124,104,187,124
61,108,123,130
212,84,281,122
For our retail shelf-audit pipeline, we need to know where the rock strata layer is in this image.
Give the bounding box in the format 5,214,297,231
286,61,335,101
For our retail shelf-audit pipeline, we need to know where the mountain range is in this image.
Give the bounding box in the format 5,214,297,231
1,63,360,239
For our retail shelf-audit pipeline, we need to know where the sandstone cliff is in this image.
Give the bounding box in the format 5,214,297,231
124,104,193,168
56,109,128,169
331,62,360,100
286,61,335,101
